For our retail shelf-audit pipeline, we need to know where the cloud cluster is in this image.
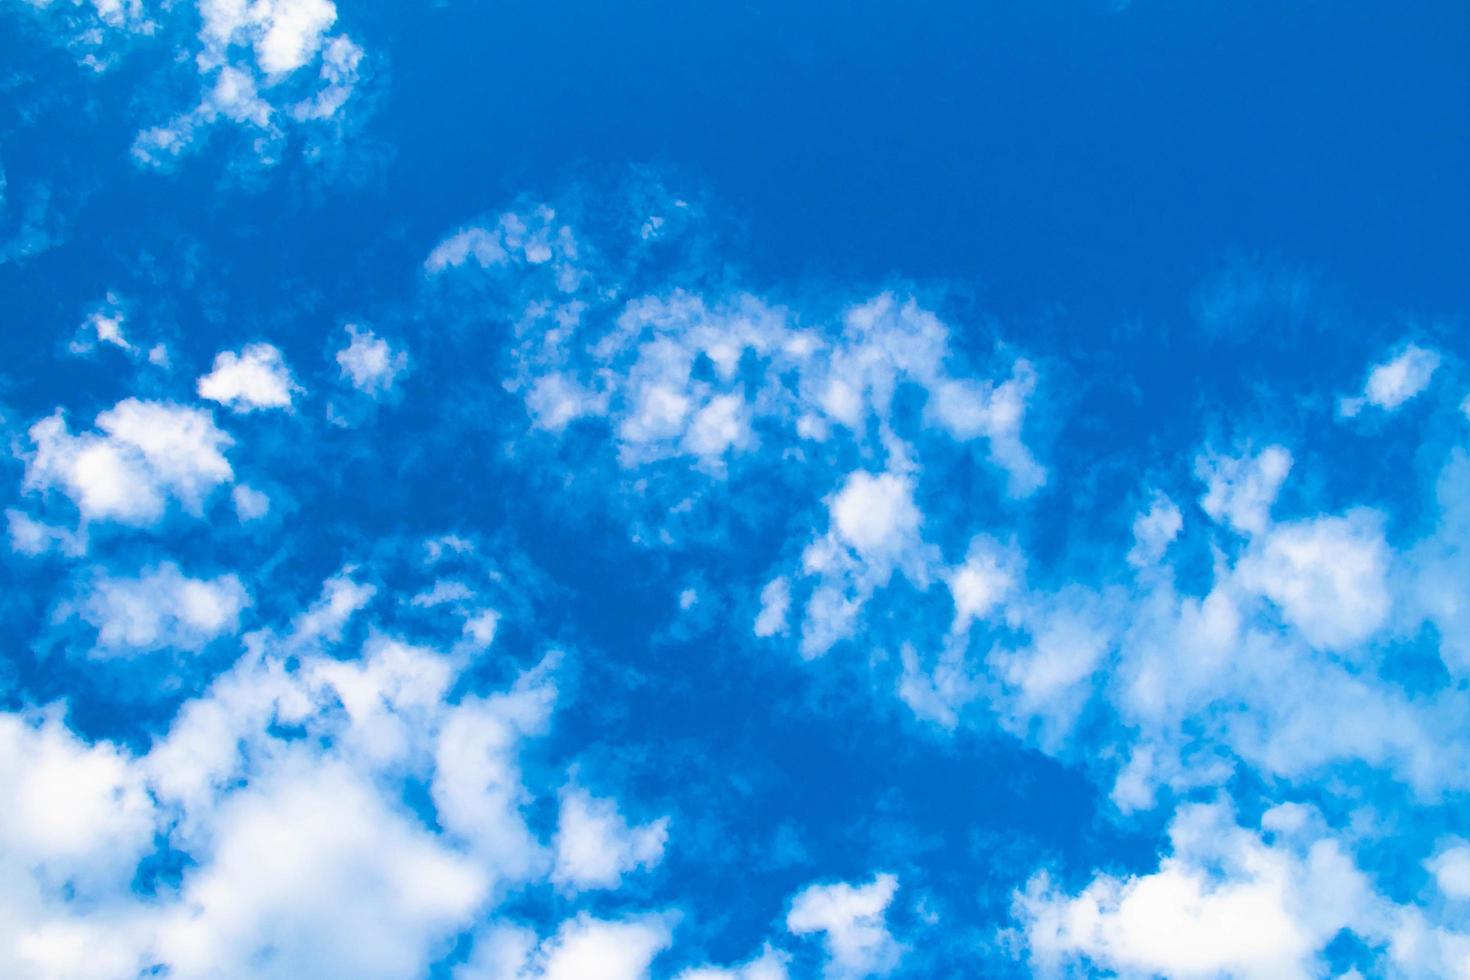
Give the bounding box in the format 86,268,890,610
10,0,368,166
22,398,234,526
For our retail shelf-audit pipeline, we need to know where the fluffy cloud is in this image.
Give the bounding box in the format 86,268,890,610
1197,444,1292,537
198,343,299,412
1235,510,1390,652
677,947,790,980
155,756,487,980
829,471,921,560
131,0,367,165
1428,840,1470,901
551,787,669,892
15,0,368,164
232,483,271,521
1126,493,1182,568
1017,801,1384,979
336,323,408,396
0,711,156,896
460,914,674,980
22,398,234,525
787,874,902,979
68,562,249,655
1017,799,1470,980
428,210,1044,499
1339,343,1441,418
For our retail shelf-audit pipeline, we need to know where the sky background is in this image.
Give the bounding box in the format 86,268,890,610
2,1,1470,978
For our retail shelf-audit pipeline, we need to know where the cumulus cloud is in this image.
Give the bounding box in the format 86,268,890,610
428,209,1045,499
551,786,669,892
156,756,487,980
460,914,674,980
232,483,271,521
68,562,249,655
787,874,902,979
0,711,156,896
1197,444,1292,537
829,471,921,561
753,576,791,638
1428,840,1470,900
677,947,790,980
22,398,234,525
1126,493,1182,568
1235,510,1391,652
198,343,299,412
130,0,367,165
1017,801,1374,978
336,323,408,396
1339,343,1441,418
1015,799,1470,979
0,551,729,980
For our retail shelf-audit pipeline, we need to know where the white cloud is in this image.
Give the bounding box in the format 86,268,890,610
68,303,131,355
1236,511,1390,652
829,471,921,561
551,787,669,892
289,568,376,646
992,600,1112,750
154,756,487,980
198,343,299,412
753,576,791,638
683,393,752,459
1197,445,1292,537
71,563,249,655
23,398,234,525
306,636,456,768
945,538,1015,632
432,659,558,877
1428,840,1470,900
0,711,156,896
232,484,270,521
461,914,673,980
677,947,790,980
123,0,366,166
787,873,902,979
1126,493,1182,568
425,209,576,276
1017,801,1387,980
1339,343,1441,418
6,508,84,557
336,324,408,397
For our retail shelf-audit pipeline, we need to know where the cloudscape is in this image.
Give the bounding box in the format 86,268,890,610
2,0,1469,977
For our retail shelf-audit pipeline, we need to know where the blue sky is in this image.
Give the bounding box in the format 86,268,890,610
2,1,1470,977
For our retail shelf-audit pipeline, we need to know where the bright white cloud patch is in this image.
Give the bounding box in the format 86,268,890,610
462,914,674,980
1127,493,1182,568
0,711,156,894
1339,343,1441,418
129,0,366,165
70,563,249,655
1017,801,1387,980
1428,840,1470,900
945,538,1015,631
23,398,234,525
198,343,299,412
1197,444,1292,537
753,576,791,638
551,787,669,892
232,483,271,521
156,758,487,980
829,471,921,560
1236,510,1391,651
336,323,408,396
787,874,902,979
678,947,791,980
